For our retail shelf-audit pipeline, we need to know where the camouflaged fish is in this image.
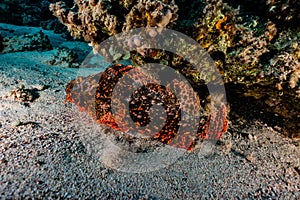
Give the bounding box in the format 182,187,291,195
65,64,228,150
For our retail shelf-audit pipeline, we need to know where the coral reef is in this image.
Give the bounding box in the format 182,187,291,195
122,0,178,31
222,0,300,26
52,0,299,138
50,0,178,52
267,0,300,25
194,0,239,52
1,31,52,53
194,0,299,137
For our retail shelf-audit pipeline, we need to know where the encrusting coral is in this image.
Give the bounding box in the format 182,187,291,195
51,0,300,139
193,0,299,137
159,3,298,135
267,0,300,25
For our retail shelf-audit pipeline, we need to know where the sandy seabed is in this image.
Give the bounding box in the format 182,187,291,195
0,23,299,199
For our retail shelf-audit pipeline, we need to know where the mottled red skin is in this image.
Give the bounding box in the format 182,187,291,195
65,64,228,151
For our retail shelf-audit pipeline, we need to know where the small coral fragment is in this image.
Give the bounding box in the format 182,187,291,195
9,85,34,102
47,47,79,68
